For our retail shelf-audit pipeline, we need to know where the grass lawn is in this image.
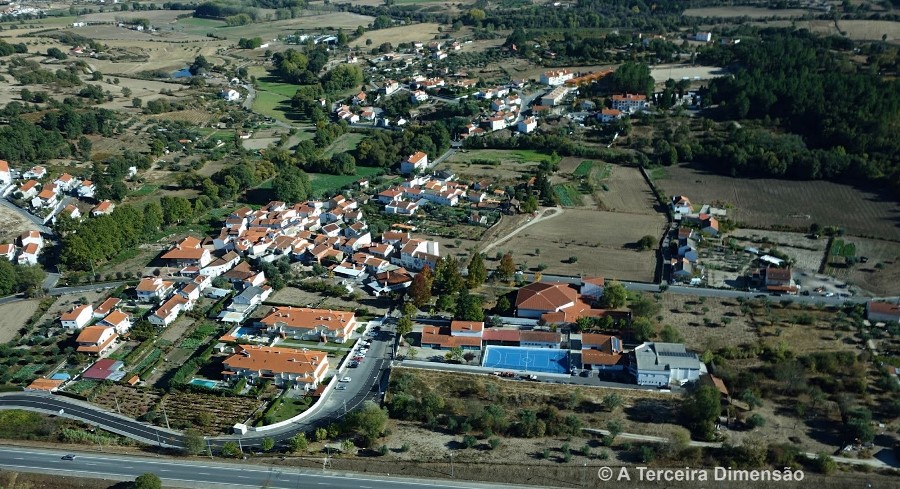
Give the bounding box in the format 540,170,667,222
455,149,557,164
309,167,382,196
648,167,669,181
322,133,365,158
252,90,294,122
175,17,226,34
266,397,312,423
129,184,159,197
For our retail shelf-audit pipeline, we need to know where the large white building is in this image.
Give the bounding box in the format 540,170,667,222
629,342,705,387
540,69,574,86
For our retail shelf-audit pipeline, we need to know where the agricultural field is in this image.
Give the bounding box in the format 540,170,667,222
834,20,900,41
322,133,366,158
351,23,442,49
160,390,267,434
585,163,660,215
728,229,826,272
657,165,900,241
497,209,664,281
174,12,375,39
90,385,163,420
309,166,383,196
0,300,41,344
648,65,727,84
269,286,392,314
683,7,811,18
78,10,188,23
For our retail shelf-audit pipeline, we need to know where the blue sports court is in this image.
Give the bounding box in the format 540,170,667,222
481,346,569,374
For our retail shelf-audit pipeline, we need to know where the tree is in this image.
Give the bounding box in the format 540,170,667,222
497,253,516,281
408,265,433,308
680,385,722,441
341,438,356,455
600,282,627,308
463,351,476,363
434,256,464,295
746,413,766,429
462,434,477,448
455,289,484,322
121,87,132,98
406,347,418,360
844,407,875,443
347,401,388,447
447,346,464,362
636,235,656,251
289,433,308,453
494,295,511,315
314,427,328,442
261,436,275,452
466,253,487,288
220,441,241,457
273,167,313,202
602,393,623,412
397,316,413,339
607,419,624,442
134,473,162,489
132,97,142,108
182,429,204,455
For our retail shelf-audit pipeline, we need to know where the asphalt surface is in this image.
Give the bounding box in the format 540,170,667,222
0,446,535,489
0,322,396,451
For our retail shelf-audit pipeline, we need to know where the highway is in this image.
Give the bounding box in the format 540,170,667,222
0,446,536,489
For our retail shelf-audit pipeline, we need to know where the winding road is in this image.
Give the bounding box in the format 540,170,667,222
0,324,396,451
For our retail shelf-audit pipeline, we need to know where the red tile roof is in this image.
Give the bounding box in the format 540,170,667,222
515,282,578,312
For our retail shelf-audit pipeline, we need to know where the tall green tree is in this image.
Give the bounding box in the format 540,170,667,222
272,166,312,203
455,289,485,322
680,385,722,441
408,265,433,308
434,256,464,296
182,429,204,455
466,253,487,288
600,282,627,308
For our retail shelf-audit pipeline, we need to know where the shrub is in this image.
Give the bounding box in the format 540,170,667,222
489,437,500,450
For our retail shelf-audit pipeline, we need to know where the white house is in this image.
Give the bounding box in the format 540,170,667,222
75,326,118,356
540,69,574,86
400,152,428,174
77,180,96,199
383,80,400,96
17,180,39,200
223,345,329,390
221,89,241,102
0,160,10,186
60,304,93,330
16,243,40,265
599,108,623,123
135,277,174,303
148,295,192,327
98,310,132,335
397,238,440,271
671,195,692,214
517,117,537,134
611,93,648,114
0,244,15,262
410,90,429,103
541,86,571,106
23,166,46,179
386,201,419,215
54,173,79,192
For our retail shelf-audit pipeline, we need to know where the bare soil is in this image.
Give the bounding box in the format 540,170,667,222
0,300,41,344
351,23,442,49
683,6,811,17
499,209,664,281
0,206,39,246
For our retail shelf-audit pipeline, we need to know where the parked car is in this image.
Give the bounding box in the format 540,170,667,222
340,377,352,383
336,384,347,391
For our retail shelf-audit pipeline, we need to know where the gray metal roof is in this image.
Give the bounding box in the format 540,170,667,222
633,342,703,372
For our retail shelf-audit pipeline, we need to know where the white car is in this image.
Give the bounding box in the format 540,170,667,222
340,377,351,383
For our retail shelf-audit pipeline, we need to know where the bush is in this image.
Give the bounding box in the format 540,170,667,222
489,437,501,450
462,434,477,448
378,444,388,456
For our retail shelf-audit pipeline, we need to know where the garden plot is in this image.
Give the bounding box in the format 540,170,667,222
160,391,267,434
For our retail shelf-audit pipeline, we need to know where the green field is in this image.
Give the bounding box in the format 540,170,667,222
322,133,365,158
252,91,294,122
573,160,594,177
129,184,159,197
454,149,559,165
553,184,584,207
310,166,382,195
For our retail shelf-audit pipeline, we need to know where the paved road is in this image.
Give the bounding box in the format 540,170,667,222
0,322,397,451
0,447,534,489
520,273,896,305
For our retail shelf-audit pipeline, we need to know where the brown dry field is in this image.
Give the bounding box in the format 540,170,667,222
657,165,900,241
351,23,442,48
0,206,40,245
440,150,541,183
596,164,660,215
499,209,664,281
0,472,122,489
683,6,811,17
269,286,392,314
78,10,187,23
729,229,827,272
835,20,900,41
0,300,41,343
831,237,900,296
658,293,861,356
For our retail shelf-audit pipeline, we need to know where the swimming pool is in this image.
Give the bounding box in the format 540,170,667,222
235,326,256,337
482,346,570,374
189,378,218,389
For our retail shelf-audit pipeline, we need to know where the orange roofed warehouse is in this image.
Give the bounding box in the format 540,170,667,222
259,307,356,344
223,345,329,390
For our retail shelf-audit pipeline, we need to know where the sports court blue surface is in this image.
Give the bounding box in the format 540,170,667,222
482,346,569,374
